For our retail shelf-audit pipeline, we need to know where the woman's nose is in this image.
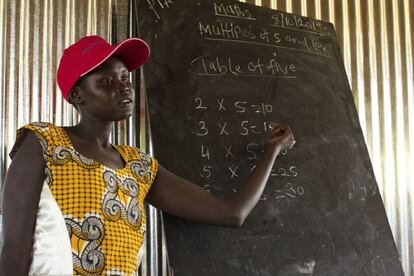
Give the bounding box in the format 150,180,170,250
116,81,131,94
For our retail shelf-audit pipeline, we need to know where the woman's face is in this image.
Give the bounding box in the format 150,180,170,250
73,55,135,122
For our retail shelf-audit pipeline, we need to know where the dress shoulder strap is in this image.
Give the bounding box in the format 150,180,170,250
115,145,158,185
10,122,66,160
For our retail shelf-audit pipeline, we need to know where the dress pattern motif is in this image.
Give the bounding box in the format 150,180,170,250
66,216,106,275
102,169,142,229
53,145,100,168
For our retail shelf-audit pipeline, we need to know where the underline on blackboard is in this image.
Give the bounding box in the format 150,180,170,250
204,37,332,59
269,24,329,36
215,14,257,21
197,73,297,78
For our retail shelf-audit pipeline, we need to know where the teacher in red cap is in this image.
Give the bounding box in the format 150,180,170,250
0,35,295,276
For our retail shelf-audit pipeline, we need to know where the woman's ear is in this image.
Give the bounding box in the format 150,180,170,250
68,86,83,105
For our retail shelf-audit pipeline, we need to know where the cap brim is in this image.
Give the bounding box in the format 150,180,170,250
81,38,150,76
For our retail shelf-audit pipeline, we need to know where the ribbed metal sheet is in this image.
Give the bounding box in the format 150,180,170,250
0,0,112,182
241,0,414,275
0,1,158,274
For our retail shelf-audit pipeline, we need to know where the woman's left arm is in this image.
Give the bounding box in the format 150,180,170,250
145,122,295,227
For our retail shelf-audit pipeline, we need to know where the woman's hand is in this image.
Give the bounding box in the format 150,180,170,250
264,122,296,155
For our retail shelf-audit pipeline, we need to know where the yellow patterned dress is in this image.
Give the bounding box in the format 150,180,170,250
15,122,158,276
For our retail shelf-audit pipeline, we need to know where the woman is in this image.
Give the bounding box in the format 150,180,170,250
0,36,295,275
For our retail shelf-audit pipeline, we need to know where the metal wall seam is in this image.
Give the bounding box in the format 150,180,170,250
327,0,335,28
300,0,307,16
54,1,62,126
392,0,409,269
5,0,17,181
380,0,398,241
285,0,292,13
17,0,26,126
314,0,321,19
40,0,49,123
404,0,414,271
341,0,352,92
0,0,6,187
0,0,4,242
31,1,40,123
367,0,382,205
355,0,367,137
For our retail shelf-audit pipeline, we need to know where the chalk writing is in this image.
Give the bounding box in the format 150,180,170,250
192,55,297,79
271,166,298,177
270,13,331,35
213,2,255,20
194,120,271,137
224,145,234,158
194,98,275,117
218,122,229,135
202,184,212,192
195,97,208,109
275,182,305,201
217,98,226,111
200,165,213,178
198,20,331,58
146,0,174,20
198,21,256,41
201,145,211,160
194,121,208,136
194,97,300,196
229,165,239,178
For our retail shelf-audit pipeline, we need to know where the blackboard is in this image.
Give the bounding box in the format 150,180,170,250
136,0,404,275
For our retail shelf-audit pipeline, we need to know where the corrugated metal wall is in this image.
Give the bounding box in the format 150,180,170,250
0,1,161,274
0,0,113,183
1,0,413,275
240,0,413,274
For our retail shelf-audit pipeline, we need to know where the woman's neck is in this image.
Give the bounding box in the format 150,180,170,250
69,118,114,149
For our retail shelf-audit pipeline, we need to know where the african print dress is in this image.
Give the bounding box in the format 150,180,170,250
14,122,158,276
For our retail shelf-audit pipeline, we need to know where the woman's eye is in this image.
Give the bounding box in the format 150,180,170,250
103,79,112,85
121,75,129,82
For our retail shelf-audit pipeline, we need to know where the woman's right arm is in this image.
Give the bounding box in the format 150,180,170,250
0,131,45,276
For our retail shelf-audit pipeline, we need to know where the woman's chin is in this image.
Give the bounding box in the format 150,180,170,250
104,111,133,122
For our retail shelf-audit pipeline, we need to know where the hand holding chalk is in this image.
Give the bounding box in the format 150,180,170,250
264,122,296,155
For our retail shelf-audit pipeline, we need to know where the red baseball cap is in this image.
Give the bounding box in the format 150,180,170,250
57,35,150,101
